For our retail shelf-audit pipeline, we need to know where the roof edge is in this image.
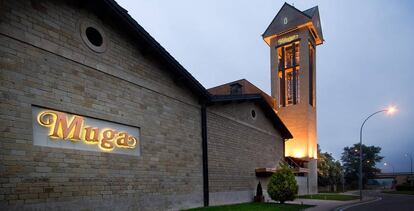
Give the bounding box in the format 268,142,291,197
102,0,211,101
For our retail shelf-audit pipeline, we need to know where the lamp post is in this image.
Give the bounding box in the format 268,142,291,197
405,153,413,175
358,106,396,201
384,162,395,174
406,153,413,186
384,162,396,189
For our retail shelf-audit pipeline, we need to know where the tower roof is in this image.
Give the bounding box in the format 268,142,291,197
262,3,324,45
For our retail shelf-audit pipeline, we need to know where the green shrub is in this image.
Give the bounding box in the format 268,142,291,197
267,165,298,203
396,184,414,191
256,181,263,197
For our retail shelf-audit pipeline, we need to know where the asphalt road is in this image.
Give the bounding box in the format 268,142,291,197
344,192,414,211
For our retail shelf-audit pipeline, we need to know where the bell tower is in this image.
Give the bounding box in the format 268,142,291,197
263,3,323,194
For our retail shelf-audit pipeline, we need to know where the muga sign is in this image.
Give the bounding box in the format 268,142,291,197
32,106,140,156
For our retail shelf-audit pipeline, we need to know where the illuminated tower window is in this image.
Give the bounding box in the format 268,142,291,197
286,68,299,105
277,42,300,107
309,43,315,106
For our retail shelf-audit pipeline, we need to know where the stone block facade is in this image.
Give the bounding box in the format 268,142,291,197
0,0,306,210
207,102,284,205
0,0,204,210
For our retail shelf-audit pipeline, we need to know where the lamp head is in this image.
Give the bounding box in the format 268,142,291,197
386,106,397,115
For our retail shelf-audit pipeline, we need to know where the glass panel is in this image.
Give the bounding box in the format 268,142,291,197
286,70,294,105
295,43,300,65
276,41,301,107
284,46,293,68
286,68,299,105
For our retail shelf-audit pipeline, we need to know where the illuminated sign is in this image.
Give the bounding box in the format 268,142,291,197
277,35,299,45
32,106,140,156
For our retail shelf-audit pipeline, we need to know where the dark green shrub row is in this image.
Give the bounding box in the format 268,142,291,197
395,184,414,191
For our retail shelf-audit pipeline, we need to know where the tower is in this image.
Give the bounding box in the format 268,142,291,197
263,3,324,194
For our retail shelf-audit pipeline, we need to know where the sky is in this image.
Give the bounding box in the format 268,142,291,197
116,0,414,173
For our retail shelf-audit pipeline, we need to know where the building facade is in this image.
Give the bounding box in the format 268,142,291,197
0,0,209,210
263,3,324,194
206,80,291,205
0,0,322,210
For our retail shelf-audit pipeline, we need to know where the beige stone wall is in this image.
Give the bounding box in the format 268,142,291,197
0,0,203,210
207,102,284,205
269,28,318,194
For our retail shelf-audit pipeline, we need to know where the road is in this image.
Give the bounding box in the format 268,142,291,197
343,192,414,211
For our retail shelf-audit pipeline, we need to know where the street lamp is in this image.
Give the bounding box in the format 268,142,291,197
358,106,396,201
384,162,395,174
406,153,413,186
405,153,413,175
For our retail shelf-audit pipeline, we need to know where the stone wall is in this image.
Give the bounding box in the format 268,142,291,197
207,102,284,205
0,0,203,210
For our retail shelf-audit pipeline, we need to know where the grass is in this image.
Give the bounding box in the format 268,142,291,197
297,193,359,201
184,202,314,211
382,190,414,195
318,191,345,194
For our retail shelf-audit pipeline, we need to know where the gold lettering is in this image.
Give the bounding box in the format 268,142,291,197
100,129,115,150
38,111,56,127
84,127,99,143
128,136,138,148
116,132,129,147
37,110,138,151
49,112,83,141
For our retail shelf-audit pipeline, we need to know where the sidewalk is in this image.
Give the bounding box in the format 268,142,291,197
287,198,361,211
285,191,376,211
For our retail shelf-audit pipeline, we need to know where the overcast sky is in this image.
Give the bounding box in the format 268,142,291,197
116,0,414,173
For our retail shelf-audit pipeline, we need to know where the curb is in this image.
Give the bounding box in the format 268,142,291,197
332,197,382,211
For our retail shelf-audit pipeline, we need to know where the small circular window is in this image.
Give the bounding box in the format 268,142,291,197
80,21,107,53
251,109,256,119
86,27,103,47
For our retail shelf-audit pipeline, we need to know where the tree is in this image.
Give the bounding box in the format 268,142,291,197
317,145,342,191
254,181,264,202
267,164,298,203
341,143,383,189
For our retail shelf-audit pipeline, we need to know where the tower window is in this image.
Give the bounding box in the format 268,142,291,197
309,43,315,106
284,43,300,68
230,83,242,95
286,68,299,105
277,41,300,107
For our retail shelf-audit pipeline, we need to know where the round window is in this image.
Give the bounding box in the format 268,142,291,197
80,21,107,53
251,109,256,119
85,27,103,47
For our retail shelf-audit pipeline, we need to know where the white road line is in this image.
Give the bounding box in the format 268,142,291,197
335,197,382,211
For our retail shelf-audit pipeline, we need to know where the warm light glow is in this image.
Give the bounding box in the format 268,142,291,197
285,137,317,159
387,106,397,115
293,149,306,158
37,110,138,151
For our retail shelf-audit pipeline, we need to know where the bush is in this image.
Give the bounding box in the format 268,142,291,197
267,165,298,203
254,181,264,202
396,184,414,191
256,181,263,197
